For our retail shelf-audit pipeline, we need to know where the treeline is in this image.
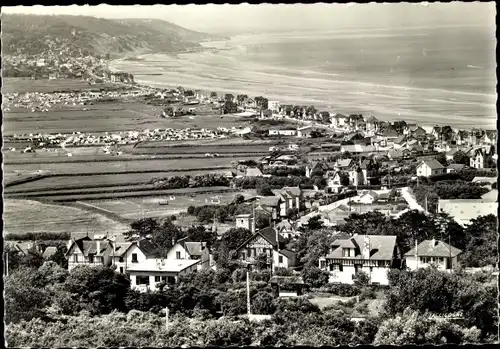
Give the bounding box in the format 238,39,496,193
150,173,230,189
5,232,70,241
411,180,489,213
4,262,497,346
234,175,324,190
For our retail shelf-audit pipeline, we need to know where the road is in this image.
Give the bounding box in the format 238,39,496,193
400,187,427,213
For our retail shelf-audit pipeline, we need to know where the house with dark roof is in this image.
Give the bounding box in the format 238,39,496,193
236,227,297,270
416,159,445,177
278,186,304,217
479,130,496,145
109,238,159,274
470,146,495,169
166,238,213,270
365,115,379,134
404,239,462,271
257,195,282,219
318,234,401,285
446,163,467,174
66,236,114,271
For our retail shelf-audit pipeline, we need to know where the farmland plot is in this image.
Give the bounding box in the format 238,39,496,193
3,199,130,235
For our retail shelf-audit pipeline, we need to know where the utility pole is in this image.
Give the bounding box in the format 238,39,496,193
165,307,169,331
415,239,418,269
246,270,251,317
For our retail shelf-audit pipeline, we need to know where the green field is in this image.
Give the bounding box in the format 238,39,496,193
3,199,130,235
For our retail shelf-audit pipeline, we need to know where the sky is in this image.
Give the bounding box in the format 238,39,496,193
2,2,496,35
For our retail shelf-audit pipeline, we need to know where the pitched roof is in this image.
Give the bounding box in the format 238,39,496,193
365,116,378,123
394,135,406,144
480,189,498,202
42,246,58,258
326,234,397,260
472,177,497,184
388,149,403,159
184,242,206,257
238,227,286,251
404,239,462,258
335,158,352,168
127,258,200,273
281,186,301,197
246,167,263,177
82,240,110,256
419,159,445,170
258,196,281,207
446,163,466,171
382,126,399,138
275,220,293,231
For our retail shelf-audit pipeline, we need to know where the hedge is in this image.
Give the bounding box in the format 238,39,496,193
4,232,71,241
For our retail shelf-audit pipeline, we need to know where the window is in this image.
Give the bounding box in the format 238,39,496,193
136,276,149,285
73,254,78,263
155,276,162,283
369,267,373,273
132,253,138,263
119,267,124,274
339,264,343,272
88,255,94,263
343,248,351,257
167,276,176,284
176,251,181,259
279,256,283,263
119,257,124,263
320,261,326,269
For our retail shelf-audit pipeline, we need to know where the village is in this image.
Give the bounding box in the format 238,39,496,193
3,32,498,345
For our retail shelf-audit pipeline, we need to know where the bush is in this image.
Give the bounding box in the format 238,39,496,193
313,283,360,297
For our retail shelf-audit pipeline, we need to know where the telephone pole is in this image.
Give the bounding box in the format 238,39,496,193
246,270,251,317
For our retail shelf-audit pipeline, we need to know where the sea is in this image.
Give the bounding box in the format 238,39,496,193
110,25,497,129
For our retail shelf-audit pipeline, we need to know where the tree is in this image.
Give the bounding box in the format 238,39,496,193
452,150,470,165
301,265,329,288
210,91,217,98
186,225,217,246
251,291,276,315
255,211,271,230
124,218,185,258
233,194,245,205
435,153,449,167
310,130,323,138
374,308,482,345
224,93,234,102
212,228,253,269
63,266,130,315
461,214,497,268
4,267,52,324
305,215,324,231
255,253,270,270
256,182,274,196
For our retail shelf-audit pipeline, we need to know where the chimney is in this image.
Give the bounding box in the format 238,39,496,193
172,238,176,246
96,240,101,255
363,235,371,259
432,238,437,247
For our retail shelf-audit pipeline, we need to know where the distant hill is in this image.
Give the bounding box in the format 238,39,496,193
1,14,228,57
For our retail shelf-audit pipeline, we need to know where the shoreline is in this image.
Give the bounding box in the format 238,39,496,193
106,40,495,131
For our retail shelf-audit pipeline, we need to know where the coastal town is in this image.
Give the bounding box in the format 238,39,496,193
3,5,498,348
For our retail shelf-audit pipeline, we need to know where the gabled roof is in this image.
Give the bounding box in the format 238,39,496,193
419,159,445,170
42,246,58,259
365,115,378,123
382,125,399,138
404,239,462,258
480,189,498,202
281,186,301,198
472,176,497,184
237,227,286,251
184,241,207,257
81,240,110,256
258,196,281,207
335,158,352,168
325,234,397,261
246,167,263,177
394,135,406,144
275,220,293,231
446,163,466,171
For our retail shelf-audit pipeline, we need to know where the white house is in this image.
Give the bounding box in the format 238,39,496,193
128,259,200,292
166,239,213,270
268,100,281,113
416,159,445,177
110,239,159,274
236,227,297,270
297,125,314,138
318,234,400,285
404,239,462,271
356,190,379,204
235,213,255,232
66,236,114,271
278,186,303,217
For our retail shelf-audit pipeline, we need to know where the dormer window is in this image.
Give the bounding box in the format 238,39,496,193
343,248,352,257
